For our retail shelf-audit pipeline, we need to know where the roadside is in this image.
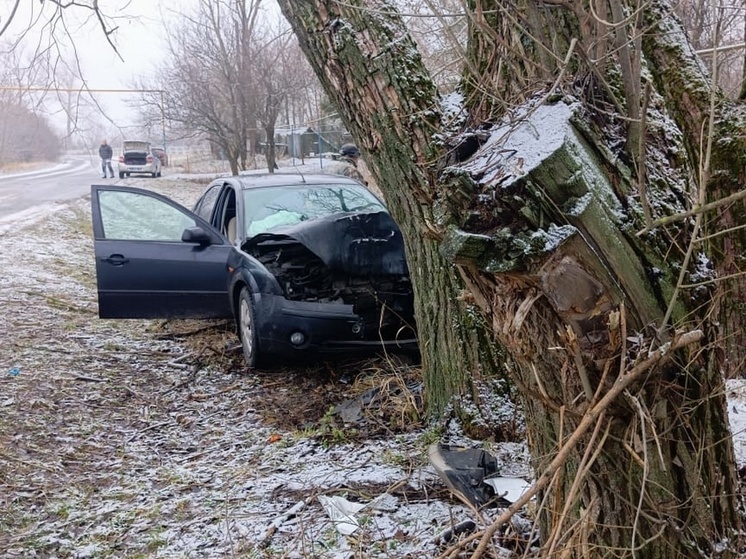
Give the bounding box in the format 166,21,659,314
0,170,531,558
3,166,746,558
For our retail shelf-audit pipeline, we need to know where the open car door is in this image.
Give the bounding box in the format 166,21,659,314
91,185,233,319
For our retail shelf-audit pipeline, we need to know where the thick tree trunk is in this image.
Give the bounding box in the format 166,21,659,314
277,0,741,555
448,103,738,555
641,0,746,377
277,0,501,419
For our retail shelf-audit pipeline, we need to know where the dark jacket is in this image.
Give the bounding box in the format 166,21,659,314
99,143,113,160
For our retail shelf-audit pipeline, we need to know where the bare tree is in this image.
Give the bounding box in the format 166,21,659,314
0,1,141,157
254,27,319,171
396,0,468,91
676,0,745,96
143,0,315,174
0,45,62,165
145,0,263,174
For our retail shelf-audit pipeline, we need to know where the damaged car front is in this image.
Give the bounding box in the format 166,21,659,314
226,180,417,366
90,176,417,368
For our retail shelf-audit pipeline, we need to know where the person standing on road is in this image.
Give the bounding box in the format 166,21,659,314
99,139,114,179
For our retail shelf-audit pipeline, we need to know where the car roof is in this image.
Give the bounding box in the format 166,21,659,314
227,173,361,190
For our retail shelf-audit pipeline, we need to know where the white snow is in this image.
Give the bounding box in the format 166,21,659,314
1,156,744,558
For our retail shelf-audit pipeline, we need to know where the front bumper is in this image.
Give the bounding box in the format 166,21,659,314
254,293,417,355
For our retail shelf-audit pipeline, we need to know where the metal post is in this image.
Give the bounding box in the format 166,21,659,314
160,90,166,153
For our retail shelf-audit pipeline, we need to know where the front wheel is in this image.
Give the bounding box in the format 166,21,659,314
118,172,124,178
238,287,261,367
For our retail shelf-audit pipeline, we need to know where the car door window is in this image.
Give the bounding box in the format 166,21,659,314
99,190,196,241
194,184,223,222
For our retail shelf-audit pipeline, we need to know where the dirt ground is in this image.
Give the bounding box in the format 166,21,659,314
0,170,532,558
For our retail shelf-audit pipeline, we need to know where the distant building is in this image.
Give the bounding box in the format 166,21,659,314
267,126,340,158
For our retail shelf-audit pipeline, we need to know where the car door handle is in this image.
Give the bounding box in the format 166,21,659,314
104,254,130,266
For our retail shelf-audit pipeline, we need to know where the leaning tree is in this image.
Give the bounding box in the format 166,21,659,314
277,0,744,556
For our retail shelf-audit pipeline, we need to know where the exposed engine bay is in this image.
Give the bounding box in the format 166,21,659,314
244,212,414,336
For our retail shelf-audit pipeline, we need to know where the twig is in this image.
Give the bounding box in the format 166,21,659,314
260,499,310,548
455,329,703,559
637,80,652,227
544,413,610,555
126,421,172,443
435,519,478,545
635,188,746,237
70,374,107,382
161,364,200,395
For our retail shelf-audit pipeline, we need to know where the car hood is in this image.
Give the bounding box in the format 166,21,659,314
245,211,409,276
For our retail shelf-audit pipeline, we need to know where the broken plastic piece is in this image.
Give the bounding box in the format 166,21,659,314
318,495,366,535
428,443,499,507
483,476,530,504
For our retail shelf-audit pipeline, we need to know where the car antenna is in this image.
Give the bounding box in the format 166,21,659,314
298,169,306,183
291,161,306,183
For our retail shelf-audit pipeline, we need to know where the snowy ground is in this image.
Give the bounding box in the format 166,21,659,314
0,160,531,558
2,157,745,558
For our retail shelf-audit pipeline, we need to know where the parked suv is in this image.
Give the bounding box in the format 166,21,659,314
118,140,162,178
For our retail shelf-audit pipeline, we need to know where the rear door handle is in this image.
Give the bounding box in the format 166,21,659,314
105,254,130,266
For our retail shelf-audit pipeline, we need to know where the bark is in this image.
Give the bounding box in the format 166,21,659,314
276,0,502,420
277,0,741,556
641,0,746,377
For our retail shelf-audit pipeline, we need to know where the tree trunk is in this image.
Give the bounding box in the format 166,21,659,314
448,103,739,554
277,0,741,555
264,123,277,173
276,0,501,421
641,0,746,378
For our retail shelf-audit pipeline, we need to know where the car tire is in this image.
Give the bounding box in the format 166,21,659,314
118,172,124,178
238,287,261,367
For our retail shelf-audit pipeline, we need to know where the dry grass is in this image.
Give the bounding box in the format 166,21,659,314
1,175,500,558
0,160,58,174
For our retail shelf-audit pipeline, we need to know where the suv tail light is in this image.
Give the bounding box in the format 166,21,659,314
118,155,124,163
146,155,154,163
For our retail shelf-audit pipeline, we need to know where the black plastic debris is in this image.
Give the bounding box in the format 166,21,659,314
428,443,499,507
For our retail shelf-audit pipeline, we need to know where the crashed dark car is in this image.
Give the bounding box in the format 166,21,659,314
90,174,417,366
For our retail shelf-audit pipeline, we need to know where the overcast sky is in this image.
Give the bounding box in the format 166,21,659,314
2,0,285,143
1,0,176,134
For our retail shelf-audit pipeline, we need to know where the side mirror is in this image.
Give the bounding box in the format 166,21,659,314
182,226,211,245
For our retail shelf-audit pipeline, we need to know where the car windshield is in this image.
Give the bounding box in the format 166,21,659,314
244,183,386,237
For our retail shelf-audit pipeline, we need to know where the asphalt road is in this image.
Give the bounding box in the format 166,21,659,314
0,154,105,223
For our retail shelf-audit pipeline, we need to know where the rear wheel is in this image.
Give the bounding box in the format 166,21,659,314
118,172,124,178
238,287,261,367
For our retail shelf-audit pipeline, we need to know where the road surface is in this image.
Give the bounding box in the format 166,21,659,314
0,154,105,225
